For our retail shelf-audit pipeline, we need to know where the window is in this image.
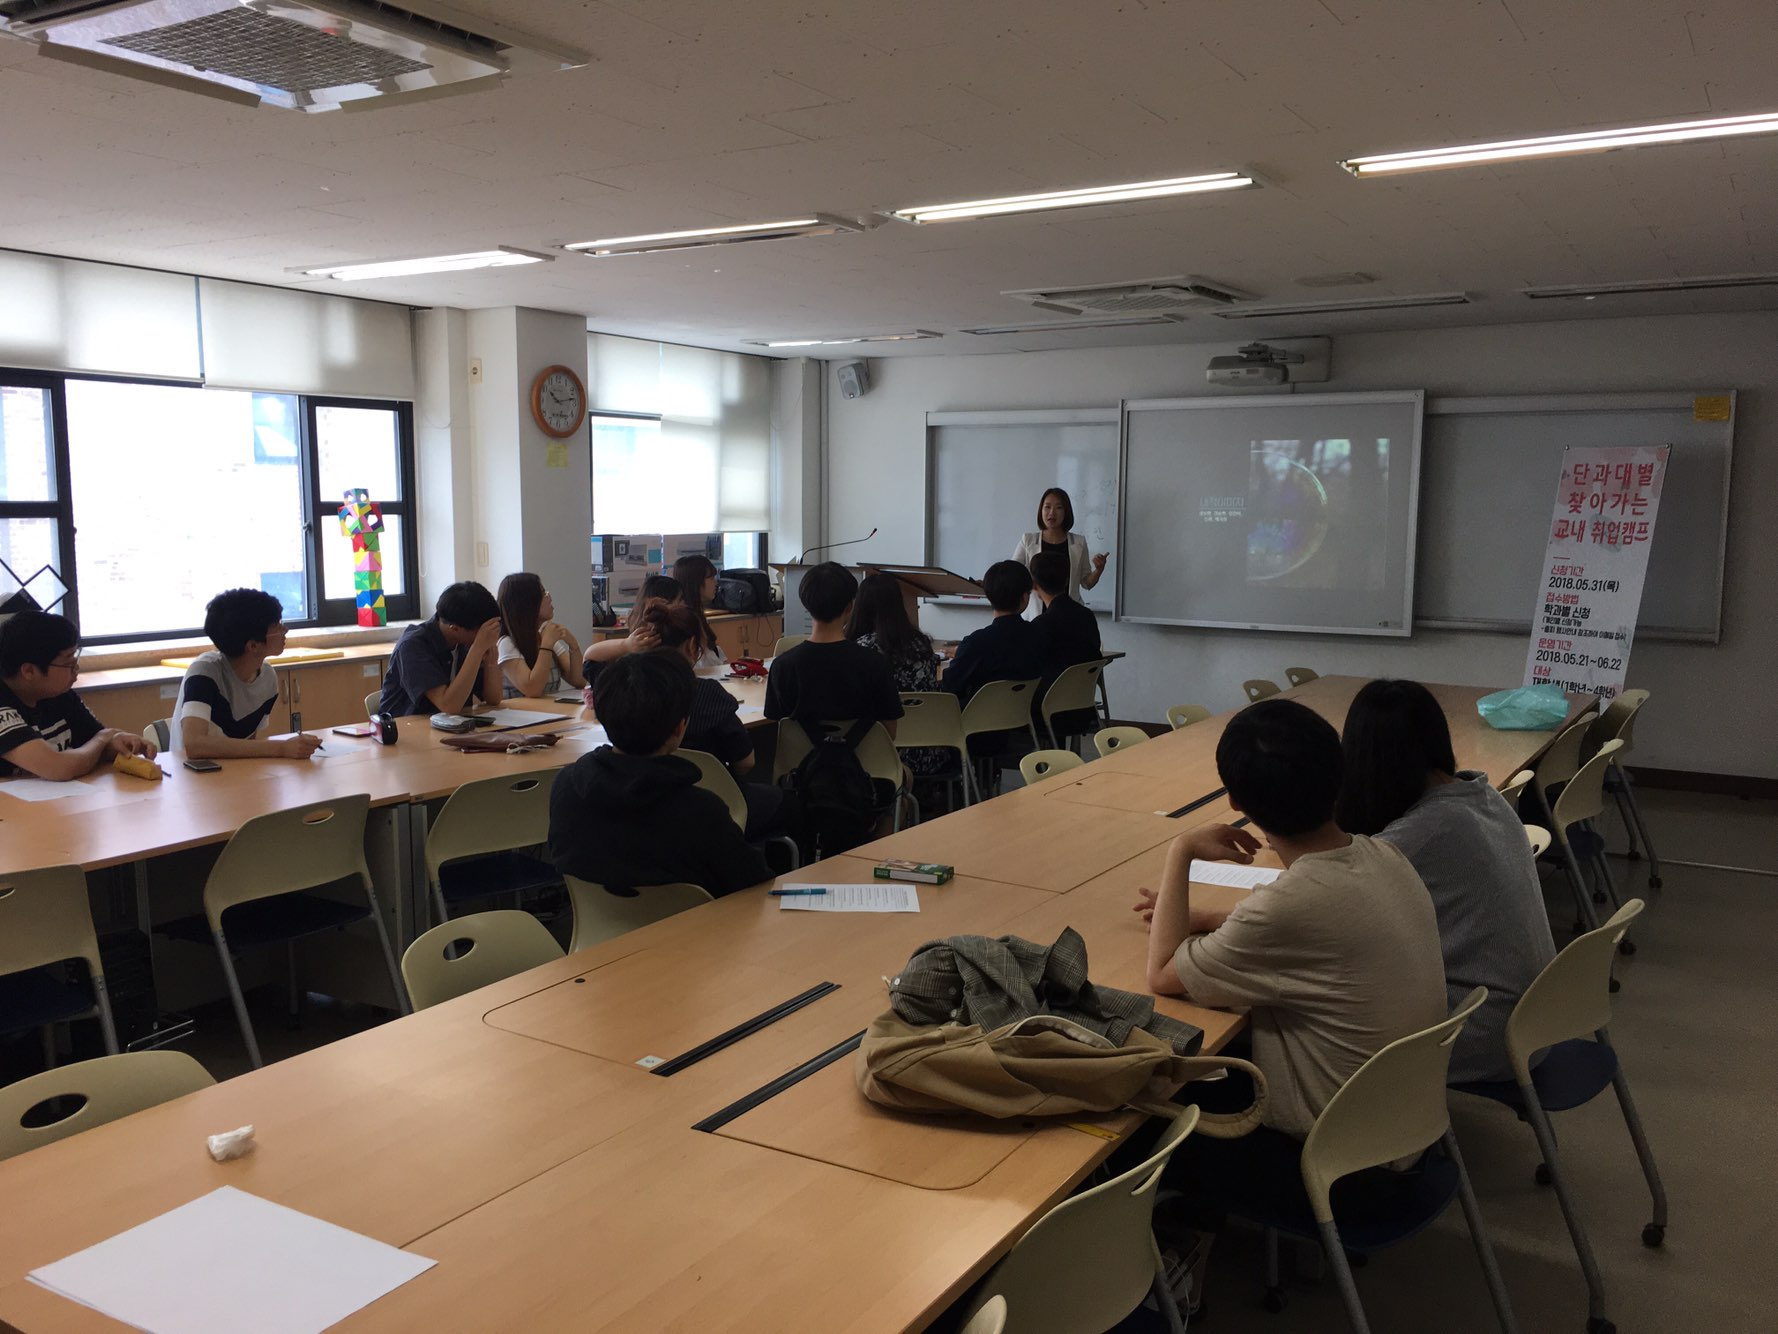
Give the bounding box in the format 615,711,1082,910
1,371,416,641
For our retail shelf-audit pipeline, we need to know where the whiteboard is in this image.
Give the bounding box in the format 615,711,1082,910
1417,393,1734,641
1117,392,1424,636
926,409,1119,611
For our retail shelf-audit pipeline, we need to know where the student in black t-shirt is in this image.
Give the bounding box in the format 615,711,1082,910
379,581,504,717
764,562,902,733
0,610,154,780
549,650,769,897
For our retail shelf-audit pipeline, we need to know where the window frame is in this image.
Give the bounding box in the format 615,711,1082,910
0,369,78,624
0,367,419,644
589,408,664,537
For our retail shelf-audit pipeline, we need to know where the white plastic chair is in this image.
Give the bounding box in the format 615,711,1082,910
1242,679,1281,702
1550,740,1628,935
364,689,382,718
959,1294,1007,1334
677,748,800,868
0,864,119,1062
0,1051,214,1162
1453,900,1664,1333
145,718,172,751
424,772,562,926
958,679,1043,802
894,691,974,810
402,909,564,1010
1166,704,1210,730
1019,749,1084,786
957,1107,1200,1334
1039,658,1109,749
1585,689,1662,889
771,635,806,659
1496,768,1535,810
1284,667,1319,688
773,719,911,830
565,877,713,952
1093,725,1150,758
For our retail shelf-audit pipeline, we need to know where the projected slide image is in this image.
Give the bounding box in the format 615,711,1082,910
1236,438,1391,590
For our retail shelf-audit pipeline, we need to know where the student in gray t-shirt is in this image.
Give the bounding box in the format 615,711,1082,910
1338,679,1557,1083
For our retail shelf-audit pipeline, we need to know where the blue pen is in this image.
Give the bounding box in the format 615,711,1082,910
769,887,828,897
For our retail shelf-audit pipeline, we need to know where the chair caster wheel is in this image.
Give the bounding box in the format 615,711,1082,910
1586,1318,1617,1334
1608,977,1621,994
1649,876,1663,890
1262,1289,1285,1314
1642,1223,1665,1248
1618,940,1636,956
1535,1162,1553,1186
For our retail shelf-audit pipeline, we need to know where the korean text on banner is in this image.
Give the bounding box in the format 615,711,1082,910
1523,445,1670,700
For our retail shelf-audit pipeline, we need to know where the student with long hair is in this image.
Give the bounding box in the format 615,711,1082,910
1337,678,1556,1082
671,553,725,669
495,572,585,699
579,575,678,701
846,572,947,776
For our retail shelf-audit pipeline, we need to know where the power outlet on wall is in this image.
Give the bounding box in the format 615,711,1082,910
468,358,482,384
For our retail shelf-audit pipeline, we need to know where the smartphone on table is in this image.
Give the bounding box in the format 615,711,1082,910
183,758,222,773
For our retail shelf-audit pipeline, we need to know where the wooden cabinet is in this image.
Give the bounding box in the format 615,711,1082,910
711,614,781,661
288,657,387,731
83,681,180,735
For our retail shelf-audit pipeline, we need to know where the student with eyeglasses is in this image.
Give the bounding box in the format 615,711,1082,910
0,609,155,780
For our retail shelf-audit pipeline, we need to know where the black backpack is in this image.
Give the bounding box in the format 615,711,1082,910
789,720,880,857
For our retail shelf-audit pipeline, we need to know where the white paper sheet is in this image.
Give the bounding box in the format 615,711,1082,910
28,1186,434,1334
1188,860,1283,890
475,707,565,729
777,883,920,913
0,778,85,801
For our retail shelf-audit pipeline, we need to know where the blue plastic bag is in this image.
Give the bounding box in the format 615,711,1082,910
1476,684,1570,731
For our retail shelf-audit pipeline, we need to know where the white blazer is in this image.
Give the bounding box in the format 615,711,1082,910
1013,531,1094,602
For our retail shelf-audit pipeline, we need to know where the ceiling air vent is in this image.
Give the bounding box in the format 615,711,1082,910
1002,275,1254,318
0,0,586,111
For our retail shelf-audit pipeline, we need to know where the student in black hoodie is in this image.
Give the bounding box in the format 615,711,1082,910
548,650,769,897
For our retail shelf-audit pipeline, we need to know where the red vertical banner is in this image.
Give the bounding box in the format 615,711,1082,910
1523,445,1669,700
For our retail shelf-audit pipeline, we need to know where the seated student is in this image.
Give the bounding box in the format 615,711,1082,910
496,572,585,700
764,562,902,736
1028,546,1102,738
0,610,154,780
944,559,1042,756
581,575,675,689
1339,678,1556,1084
671,554,726,671
174,589,319,760
379,581,503,717
548,650,769,897
847,572,949,778
1137,698,1446,1140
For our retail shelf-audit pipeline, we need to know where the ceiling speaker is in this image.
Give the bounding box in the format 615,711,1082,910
836,360,871,399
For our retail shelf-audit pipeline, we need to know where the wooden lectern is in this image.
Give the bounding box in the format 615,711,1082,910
771,563,983,638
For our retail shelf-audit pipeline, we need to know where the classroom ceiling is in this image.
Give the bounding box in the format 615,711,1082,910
3,0,1777,358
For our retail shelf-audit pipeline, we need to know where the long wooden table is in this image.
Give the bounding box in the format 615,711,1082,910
0,676,1582,1333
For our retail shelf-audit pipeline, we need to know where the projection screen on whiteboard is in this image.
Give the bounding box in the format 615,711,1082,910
1117,391,1424,636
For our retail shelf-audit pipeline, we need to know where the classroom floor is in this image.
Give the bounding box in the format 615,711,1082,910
54,790,1778,1332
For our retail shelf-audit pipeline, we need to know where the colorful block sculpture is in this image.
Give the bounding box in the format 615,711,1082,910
337,488,387,627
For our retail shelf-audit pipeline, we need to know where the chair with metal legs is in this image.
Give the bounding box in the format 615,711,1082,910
1242,679,1281,702
157,793,409,1069
678,747,800,869
0,864,120,1065
1453,900,1666,1334
958,680,1042,802
0,1052,213,1162
1166,704,1210,730
1549,741,1631,944
1584,689,1662,890
1038,658,1109,750
424,771,563,927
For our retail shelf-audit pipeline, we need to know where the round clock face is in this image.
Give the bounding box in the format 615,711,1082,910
532,366,586,438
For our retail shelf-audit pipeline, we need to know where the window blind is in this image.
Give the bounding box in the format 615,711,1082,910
0,251,201,380
199,279,415,399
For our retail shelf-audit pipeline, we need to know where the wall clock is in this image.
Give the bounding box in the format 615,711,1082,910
530,364,587,439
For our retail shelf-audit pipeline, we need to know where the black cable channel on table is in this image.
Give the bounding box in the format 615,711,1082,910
1167,787,1228,819
649,981,840,1077
693,1030,866,1132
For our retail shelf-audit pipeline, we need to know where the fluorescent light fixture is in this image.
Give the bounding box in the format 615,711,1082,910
743,331,943,348
892,172,1257,224
1341,110,1778,175
565,215,862,255
1522,272,1778,300
301,247,552,282
962,315,1186,335
1213,292,1471,319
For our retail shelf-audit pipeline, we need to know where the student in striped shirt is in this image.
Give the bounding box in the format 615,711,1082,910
174,588,319,760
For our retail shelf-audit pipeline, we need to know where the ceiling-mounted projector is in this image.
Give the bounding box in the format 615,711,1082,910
1206,341,1305,386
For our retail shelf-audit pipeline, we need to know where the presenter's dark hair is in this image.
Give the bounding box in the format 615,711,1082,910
0,610,78,675
435,581,499,630
1337,679,1458,837
1037,487,1075,532
593,649,695,754
799,561,858,623
204,588,284,659
1216,699,1344,838
981,560,1033,613
1029,549,1070,596
847,572,934,663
